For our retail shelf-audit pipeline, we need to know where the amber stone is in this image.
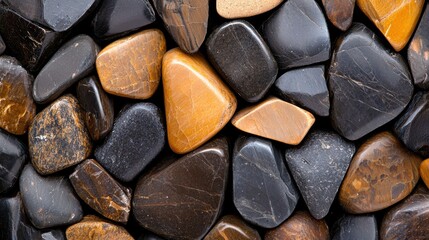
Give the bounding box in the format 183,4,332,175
232,97,315,145
339,132,421,214
163,48,237,154
419,159,429,189
265,211,329,240
357,0,424,51
216,0,284,19
66,215,133,240
204,215,261,240
69,159,132,223
322,0,355,31
29,95,92,175
0,56,36,135
96,29,166,99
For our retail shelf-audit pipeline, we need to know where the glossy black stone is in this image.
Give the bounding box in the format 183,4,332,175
262,0,330,69
0,129,26,193
332,215,378,240
95,103,166,182
41,230,65,240
274,65,330,116
19,164,83,229
329,23,413,141
139,232,166,240
91,0,156,39
285,130,355,219
206,20,278,103
0,6,65,72
34,35,99,104
0,34,5,55
233,136,299,228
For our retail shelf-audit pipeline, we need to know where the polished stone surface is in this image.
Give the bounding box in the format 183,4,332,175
332,214,378,240
216,0,284,18
41,230,65,240
91,0,156,39
77,76,114,141
420,159,429,189
0,34,5,55
285,130,355,219
339,132,421,213
95,103,165,182
262,0,330,69
19,164,83,229
329,23,414,141
0,56,36,135
66,215,133,240
140,233,166,240
96,29,166,99
163,48,237,154
274,65,330,117
34,35,99,104
29,95,92,175
233,136,299,228
153,0,208,53
206,20,278,103
0,130,26,193
133,138,229,240
204,215,261,240
232,97,315,145
322,0,355,31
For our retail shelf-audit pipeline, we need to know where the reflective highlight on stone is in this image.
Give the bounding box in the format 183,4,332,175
204,215,261,240
0,129,26,193
332,214,378,240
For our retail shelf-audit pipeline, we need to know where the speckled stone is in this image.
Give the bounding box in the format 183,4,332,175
0,129,26,193
331,214,378,240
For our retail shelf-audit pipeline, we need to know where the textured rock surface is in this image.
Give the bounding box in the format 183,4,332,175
322,0,355,31
66,215,133,240
216,0,284,19
41,230,65,240
0,130,26,193
204,215,261,240
332,214,378,240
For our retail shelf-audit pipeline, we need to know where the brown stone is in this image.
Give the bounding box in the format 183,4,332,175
96,29,166,99
66,215,134,240
216,0,284,19
0,56,36,135
69,159,132,223
419,159,429,189
28,95,92,175
204,215,261,240
339,131,421,214
322,0,355,31
163,48,237,154
357,0,424,51
264,211,329,240
232,97,315,145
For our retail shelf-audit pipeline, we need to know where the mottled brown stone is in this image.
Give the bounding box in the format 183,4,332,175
339,131,421,214
204,215,261,240
322,0,355,31
29,95,92,175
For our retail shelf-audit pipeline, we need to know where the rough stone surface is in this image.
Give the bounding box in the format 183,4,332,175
66,215,133,240
216,0,284,19
204,215,261,240
332,214,378,240
322,0,355,31
0,129,26,193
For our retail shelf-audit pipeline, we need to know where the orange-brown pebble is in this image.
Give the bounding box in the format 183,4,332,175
204,215,261,240
419,159,429,188
216,0,284,19
96,29,166,99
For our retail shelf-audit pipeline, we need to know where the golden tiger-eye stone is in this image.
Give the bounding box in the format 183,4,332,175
204,215,261,240
419,159,429,188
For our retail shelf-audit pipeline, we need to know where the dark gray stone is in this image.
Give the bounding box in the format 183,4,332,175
0,129,26,193
332,214,378,240
41,230,65,240
139,232,166,240
0,34,5,55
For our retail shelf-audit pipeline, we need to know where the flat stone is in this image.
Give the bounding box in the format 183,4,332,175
0,6,65,72
233,136,299,228
66,215,133,240
332,214,378,240
262,0,330,69
76,76,114,141
216,0,284,18
265,211,329,240
41,230,65,240
394,92,429,157
0,56,36,135
95,102,165,182
0,34,5,55
285,130,355,219
274,65,330,117
29,95,92,175
133,138,229,240
91,0,156,39
357,0,424,51
232,97,315,145
0,130,26,193
420,159,429,189
322,0,355,31
19,164,83,229
33,35,99,104
380,185,429,239
153,0,208,53
206,20,278,103
339,132,421,213
204,215,261,240
329,23,414,141
163,48,237,154
69,159,132,223
96,29,166,99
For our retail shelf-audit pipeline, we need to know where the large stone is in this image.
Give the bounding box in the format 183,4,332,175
233,136,299,228
331,214,378,240
204,215,261,240
33,35,99,104
96,29,166,99
29,95,92,175
322,0,355,31
262,0,330,69
133,138,229,240
163,48,237,154
329,23,414,141
339,132,421,213
66,215,133,240
0,56,36,135
0,130,26,193
285,130,355,219
216,0,284,19
19,164,83,229
206,20,278,103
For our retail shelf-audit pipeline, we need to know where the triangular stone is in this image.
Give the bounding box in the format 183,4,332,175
322,0,355,31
